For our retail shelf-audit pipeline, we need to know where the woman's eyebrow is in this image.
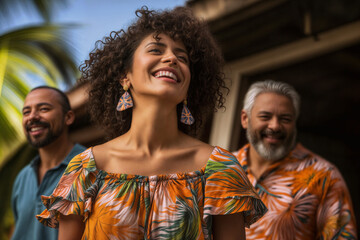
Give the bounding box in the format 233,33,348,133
175,47,188,55
145,42,165,48
145,42,188,54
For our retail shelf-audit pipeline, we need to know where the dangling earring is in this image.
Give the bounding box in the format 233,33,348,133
116,84,133,111
180,99,194,125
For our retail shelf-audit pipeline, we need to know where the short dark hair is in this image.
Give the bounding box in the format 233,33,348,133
79,6,227,139
29,86,71,113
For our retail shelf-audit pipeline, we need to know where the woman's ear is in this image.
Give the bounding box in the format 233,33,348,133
119,77,125,87
120,76,131,89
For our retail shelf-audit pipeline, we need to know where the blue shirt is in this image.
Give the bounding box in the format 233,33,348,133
11,144,86,240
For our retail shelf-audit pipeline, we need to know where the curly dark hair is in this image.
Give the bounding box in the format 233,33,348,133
79,6,228,139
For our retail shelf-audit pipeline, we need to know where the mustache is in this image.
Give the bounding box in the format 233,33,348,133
261,128,285,138
26,120,50,131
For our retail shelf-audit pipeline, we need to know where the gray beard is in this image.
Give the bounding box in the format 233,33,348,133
246,122,296,162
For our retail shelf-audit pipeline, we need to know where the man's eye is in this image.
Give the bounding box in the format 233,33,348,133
23,111,30,116
259,115,270,120
40,108,49,112
281,118,292,123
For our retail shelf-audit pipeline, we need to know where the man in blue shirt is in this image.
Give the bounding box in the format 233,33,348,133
11,86,86,240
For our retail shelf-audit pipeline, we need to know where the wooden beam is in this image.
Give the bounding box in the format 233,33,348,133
209,20,360,149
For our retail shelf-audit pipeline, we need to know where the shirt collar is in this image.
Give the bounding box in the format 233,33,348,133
62,143,84,165
29,143,84,170
29,154,41,169
234,144,251,173
236,143,302,172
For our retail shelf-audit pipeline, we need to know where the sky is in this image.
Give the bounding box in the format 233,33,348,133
2,0,187,89
53,0,187,65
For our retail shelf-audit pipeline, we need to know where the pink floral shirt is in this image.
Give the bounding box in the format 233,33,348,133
233,143,357,240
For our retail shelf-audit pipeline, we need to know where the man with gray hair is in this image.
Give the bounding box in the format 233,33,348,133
233,80,357,239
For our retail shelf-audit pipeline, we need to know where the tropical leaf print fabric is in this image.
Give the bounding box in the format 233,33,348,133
37,146,267,240
233,143,357,240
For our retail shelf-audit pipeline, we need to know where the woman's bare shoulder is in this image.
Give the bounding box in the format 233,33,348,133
179,134,215,162
91,137,124,170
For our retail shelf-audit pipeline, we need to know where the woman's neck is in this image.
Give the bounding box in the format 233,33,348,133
123,101,182,154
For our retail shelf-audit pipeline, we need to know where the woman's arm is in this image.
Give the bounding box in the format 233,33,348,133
58,214,85,240
212,212,245,240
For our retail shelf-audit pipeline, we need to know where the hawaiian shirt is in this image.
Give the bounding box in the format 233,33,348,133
37,146,267,239
233,143,357,240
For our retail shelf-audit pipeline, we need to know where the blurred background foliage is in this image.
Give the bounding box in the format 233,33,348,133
0,0,78,238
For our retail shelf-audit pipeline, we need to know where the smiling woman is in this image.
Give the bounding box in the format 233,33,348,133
126,34,191,107
79,6,228,138
36,6,267,240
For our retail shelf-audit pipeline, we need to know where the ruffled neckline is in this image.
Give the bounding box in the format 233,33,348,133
86,146,220,181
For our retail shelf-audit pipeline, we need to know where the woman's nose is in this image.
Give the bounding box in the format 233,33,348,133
162,51,178,65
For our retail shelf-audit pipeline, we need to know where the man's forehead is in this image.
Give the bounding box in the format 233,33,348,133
24,88,61,106
253,92,295,113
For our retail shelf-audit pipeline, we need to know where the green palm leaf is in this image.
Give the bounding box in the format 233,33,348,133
151,196,202,240
0,2,78,239
0,24,79,164
0,0,69,22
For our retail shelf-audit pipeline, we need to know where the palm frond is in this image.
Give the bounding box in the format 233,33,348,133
0,0,69,22
0,2,76,239
0,24,79,164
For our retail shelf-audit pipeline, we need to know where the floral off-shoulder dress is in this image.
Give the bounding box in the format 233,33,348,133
37,146,267,239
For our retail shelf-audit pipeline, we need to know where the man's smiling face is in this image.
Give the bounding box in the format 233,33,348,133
22,88,66,148
242,92,297,161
